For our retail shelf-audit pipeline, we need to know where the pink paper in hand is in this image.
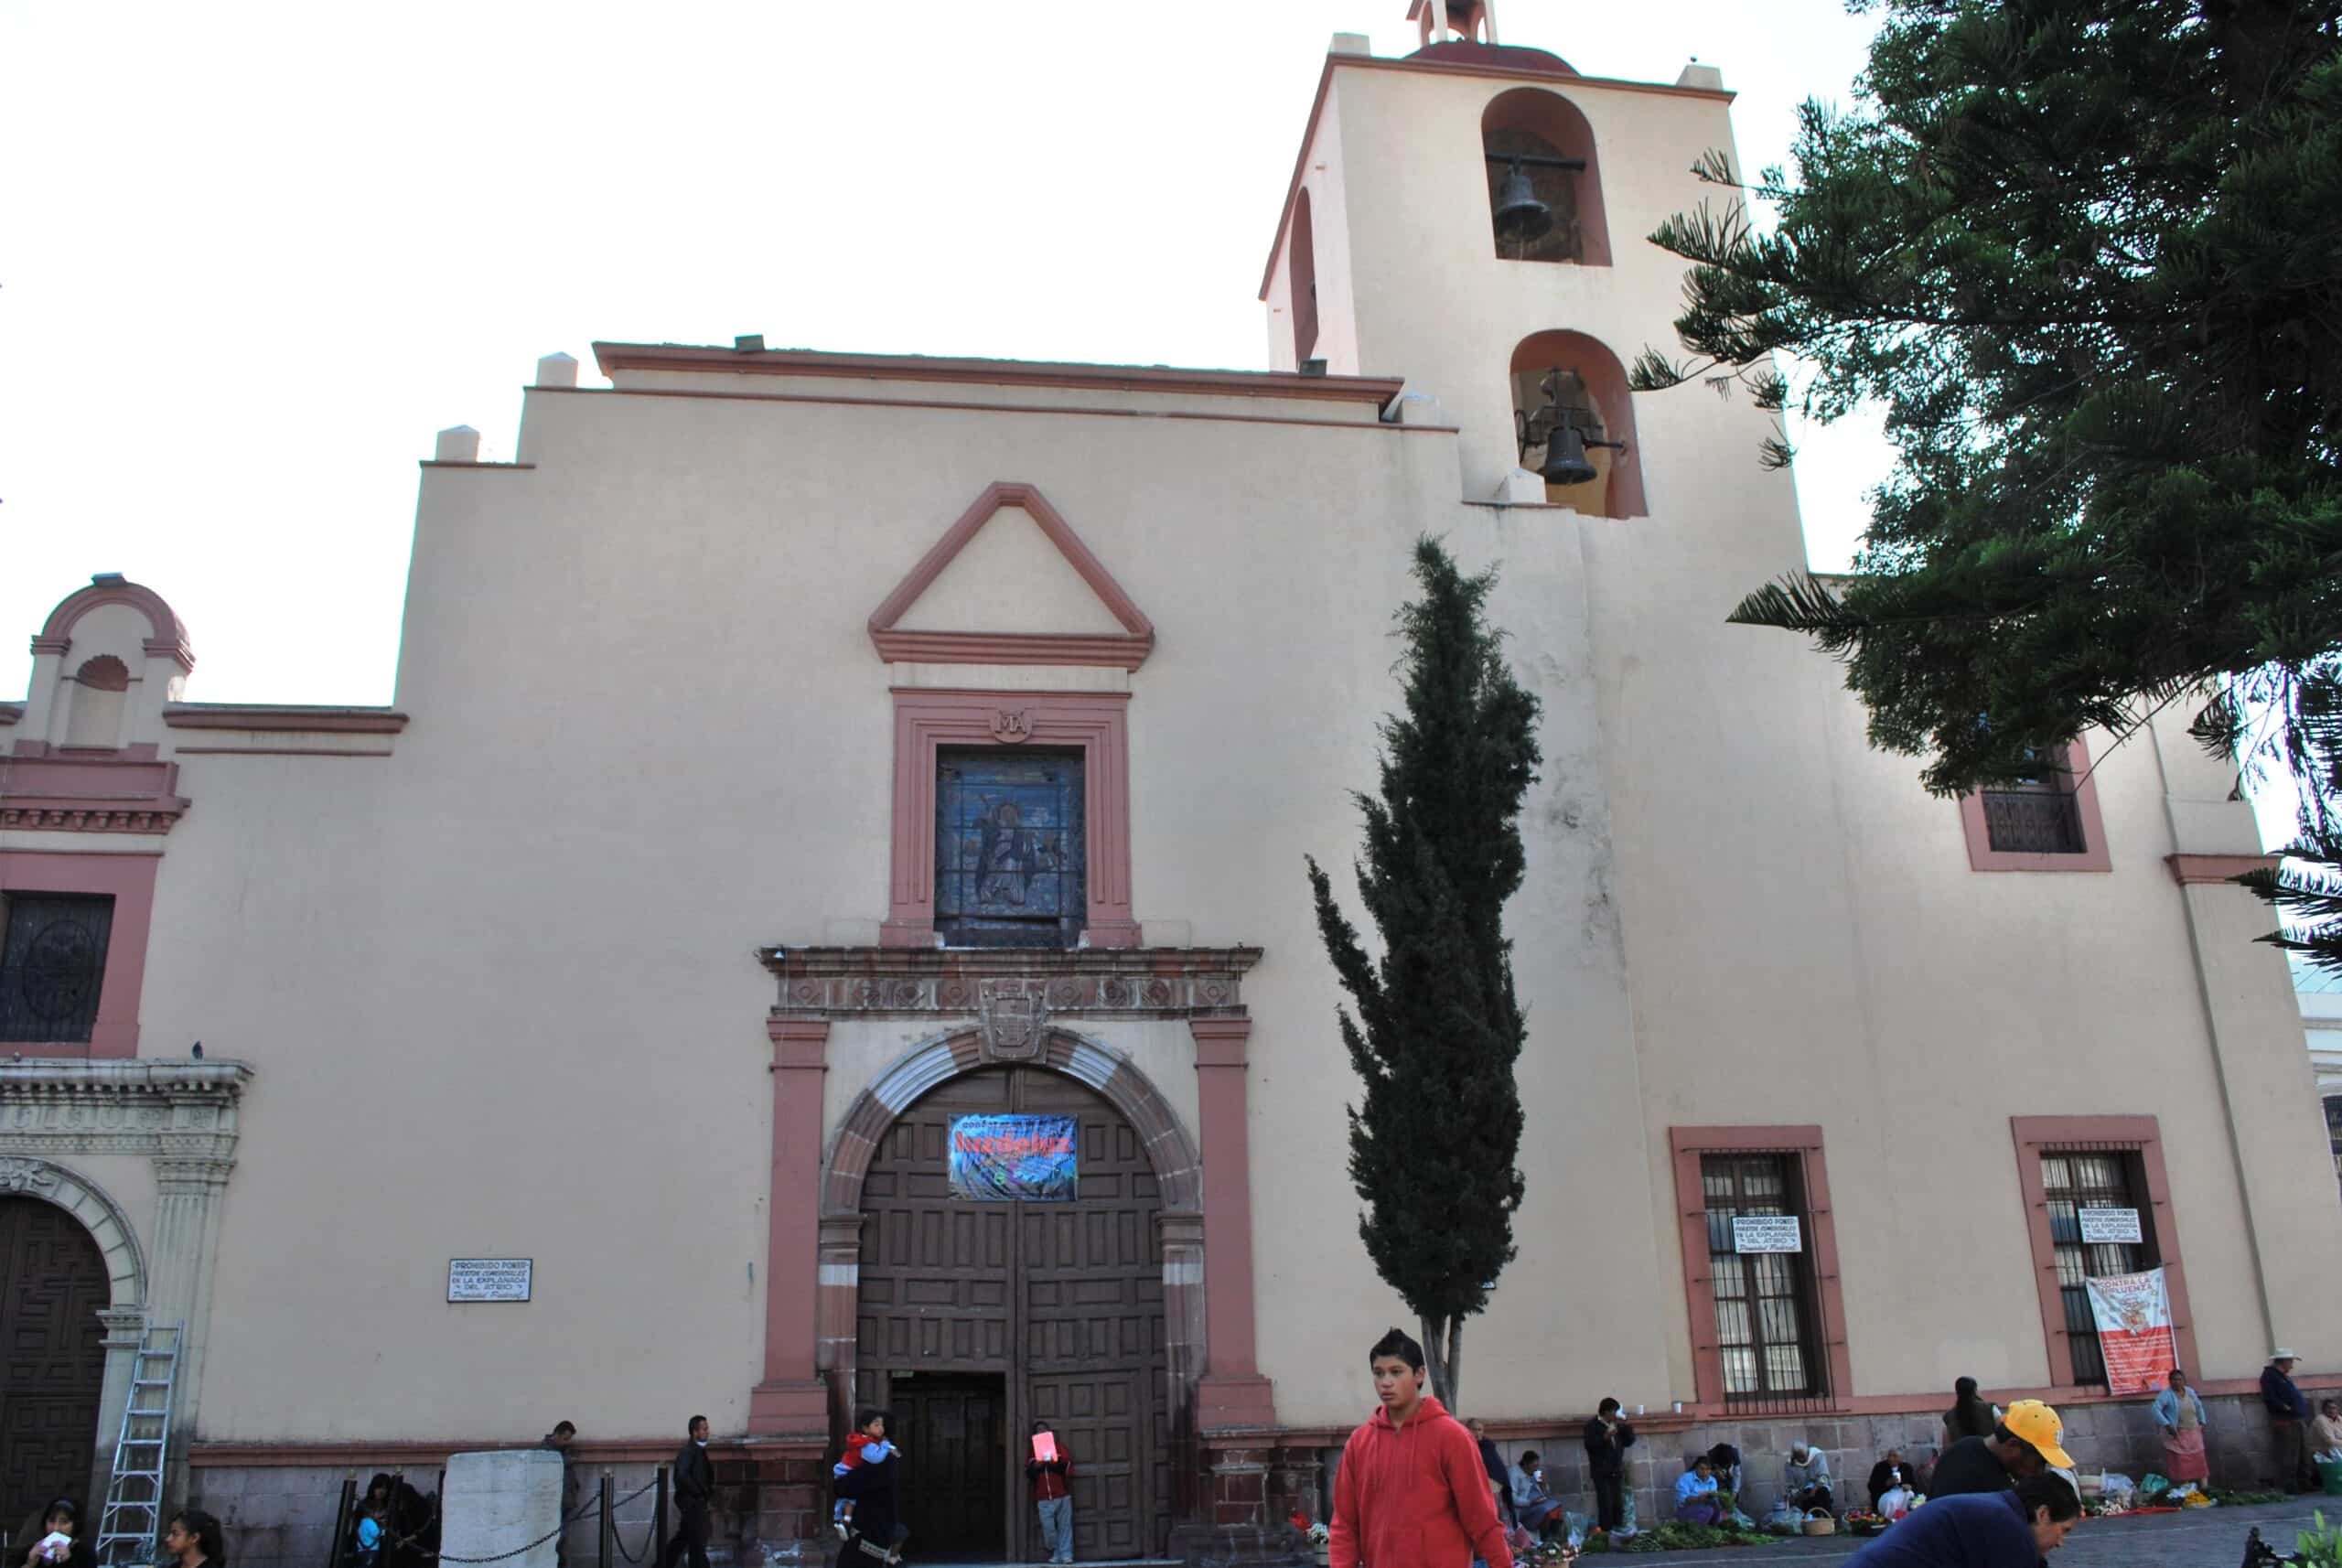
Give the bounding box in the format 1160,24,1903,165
1032,1433,1058,1464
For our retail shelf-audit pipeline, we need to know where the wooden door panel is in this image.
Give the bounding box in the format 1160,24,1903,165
857,1065,1168,1562
0,1200,107,1535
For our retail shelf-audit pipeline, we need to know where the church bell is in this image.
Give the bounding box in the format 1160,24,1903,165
1492,159,1554,242
1540,424,1600,487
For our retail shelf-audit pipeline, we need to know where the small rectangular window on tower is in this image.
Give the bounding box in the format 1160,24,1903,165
934,749,1086,949
1981,747,2089,854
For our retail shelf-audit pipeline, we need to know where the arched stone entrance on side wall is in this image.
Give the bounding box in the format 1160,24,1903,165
816,1027,1207,1519
0,1157,151,1516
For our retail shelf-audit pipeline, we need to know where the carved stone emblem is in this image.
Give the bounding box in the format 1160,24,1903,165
978,981,1048,1061
990,708,1035,744
0,1158,59,1195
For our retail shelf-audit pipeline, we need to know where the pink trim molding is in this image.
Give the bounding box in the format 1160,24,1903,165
1668,1125,1853,1413
595,343,1403,409
2009,1115,2199,1386
1958,737,2112,873
1192,1015,1277,1430
37,575,193,674
2167,853,2280,885
0,751,190,835
883,689,1139,949
749,1017,832,1435
165,704,409,734
867,483,1154,671
0,850,161,1058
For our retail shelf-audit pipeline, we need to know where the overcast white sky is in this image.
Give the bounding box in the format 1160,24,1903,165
5,0,1890,708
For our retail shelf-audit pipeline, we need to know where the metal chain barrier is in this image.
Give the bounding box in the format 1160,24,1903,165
414,1479,659,1565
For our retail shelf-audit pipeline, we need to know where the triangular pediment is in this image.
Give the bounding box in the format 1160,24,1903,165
868,482,1155,669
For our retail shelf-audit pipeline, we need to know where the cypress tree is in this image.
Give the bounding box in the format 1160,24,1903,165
1632,0,2342,970
1305,536,1542,1410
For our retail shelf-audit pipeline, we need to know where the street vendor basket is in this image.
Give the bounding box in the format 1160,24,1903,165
1802,1510,1837,1537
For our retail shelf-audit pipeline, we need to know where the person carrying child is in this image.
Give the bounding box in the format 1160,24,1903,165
833,1410,898,1540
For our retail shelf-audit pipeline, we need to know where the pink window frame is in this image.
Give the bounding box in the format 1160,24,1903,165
0,850,160,1058
881,688,1139,950
1960,736,2111,872
1668,1124,1853,1413
2009,1114,2200,1391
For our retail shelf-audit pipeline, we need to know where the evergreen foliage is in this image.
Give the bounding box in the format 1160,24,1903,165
1305,536,1542,1409
1632,0,2342,971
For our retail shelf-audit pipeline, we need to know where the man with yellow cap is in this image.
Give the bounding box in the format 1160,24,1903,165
1927,1400,2074,1498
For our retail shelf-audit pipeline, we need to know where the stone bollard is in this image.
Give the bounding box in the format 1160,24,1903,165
442,1450,566,1568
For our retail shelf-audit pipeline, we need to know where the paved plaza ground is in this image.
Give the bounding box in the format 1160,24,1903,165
1596,1498,2340,1568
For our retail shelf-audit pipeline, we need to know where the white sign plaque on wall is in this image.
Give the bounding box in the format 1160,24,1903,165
447,1258,532,1302
1732,1216,1802,1253
2078,1208,2143,1245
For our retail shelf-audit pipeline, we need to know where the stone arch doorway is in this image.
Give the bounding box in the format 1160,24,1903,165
822,1032,1201,1563
0,1195,112,1534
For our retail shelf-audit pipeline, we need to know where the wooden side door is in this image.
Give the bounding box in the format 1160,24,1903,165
0,1198,107,1533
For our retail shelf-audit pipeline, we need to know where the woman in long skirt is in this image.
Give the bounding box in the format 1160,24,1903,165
2154,1368,2212,1486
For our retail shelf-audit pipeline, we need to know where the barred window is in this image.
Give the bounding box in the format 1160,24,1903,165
0,895,114,1043
2039,1148,2158,1388
1702,1154,1826,1405
934,749,1085,949
1981,747,2088,854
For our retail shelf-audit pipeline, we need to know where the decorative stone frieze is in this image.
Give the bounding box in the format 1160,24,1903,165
761,945,1261,1020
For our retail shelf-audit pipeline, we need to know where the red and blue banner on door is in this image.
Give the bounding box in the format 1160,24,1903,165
948,1113,1079,1201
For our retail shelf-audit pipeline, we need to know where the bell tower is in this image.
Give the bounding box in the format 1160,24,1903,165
1258,8,1794,552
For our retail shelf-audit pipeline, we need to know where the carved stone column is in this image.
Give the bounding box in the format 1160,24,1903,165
147,1154,233,1504
1190,1016,1275,1430
90,1305,149,1510
750,1019,829,1436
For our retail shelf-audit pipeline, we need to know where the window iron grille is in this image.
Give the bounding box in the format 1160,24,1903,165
0,895,114,1044
2039,1145,2157,1388
1701,1152,1832,1413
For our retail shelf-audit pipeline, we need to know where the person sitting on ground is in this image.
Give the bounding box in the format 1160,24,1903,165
1941,1377,1998,1455
1509,1451,1566,1538
20,1498,93,1568
833,1409,897,1539
1928,1400,2071,1498
1843,1471,2081,1568
2315,1397,2342,1462
1868,1450,1919,1512
1674,1455,1725,1527
1784,1442,1834,1515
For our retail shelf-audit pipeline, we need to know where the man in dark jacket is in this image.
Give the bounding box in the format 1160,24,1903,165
1844,1473,2081,1568
2263,1349,2315,1494
656,1416,714,1568
1582,1398,1635,1531
540,1422,578,1568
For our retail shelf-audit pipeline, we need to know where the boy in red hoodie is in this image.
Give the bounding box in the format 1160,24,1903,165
1330,1327,1513,1568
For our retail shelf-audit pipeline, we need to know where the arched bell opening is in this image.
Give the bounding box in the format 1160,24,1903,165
1510,329,1647,517
1482,88,1610,266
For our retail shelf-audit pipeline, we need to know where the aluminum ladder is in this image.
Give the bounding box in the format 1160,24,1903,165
95,1323,182,1567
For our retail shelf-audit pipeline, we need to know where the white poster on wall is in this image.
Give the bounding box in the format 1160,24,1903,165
2078,1208,2143,1245
447,1258,532,1302
1732,1216,1802,1253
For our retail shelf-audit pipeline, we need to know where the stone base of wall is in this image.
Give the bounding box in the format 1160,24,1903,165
191,1449,832,1568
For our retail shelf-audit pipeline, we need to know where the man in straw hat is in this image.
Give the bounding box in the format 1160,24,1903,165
1927,1400,2073,1498
2262,1348,2315,1494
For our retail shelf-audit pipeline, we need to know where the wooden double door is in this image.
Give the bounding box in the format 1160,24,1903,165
855,1067,1169,1562
0,1198,107,1537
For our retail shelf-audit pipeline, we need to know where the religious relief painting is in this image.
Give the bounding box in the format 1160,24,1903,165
935,749,1085,948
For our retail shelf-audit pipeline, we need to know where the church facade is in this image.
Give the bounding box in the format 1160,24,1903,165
4,4,2337,1563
